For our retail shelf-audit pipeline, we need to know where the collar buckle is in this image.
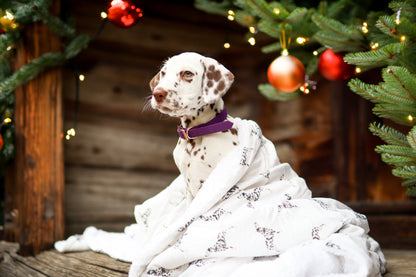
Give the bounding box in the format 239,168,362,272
177,126,193,141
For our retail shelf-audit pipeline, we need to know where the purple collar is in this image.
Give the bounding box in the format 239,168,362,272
177,108,233,140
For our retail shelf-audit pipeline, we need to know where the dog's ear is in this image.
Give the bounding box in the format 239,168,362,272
201,57,234,104
149,72,160,91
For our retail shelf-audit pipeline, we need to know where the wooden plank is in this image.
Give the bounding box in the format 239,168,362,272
4,2,64,255
384,249,416,277
65,166,177,234
0,241,130,277
348,201,416,249
64,120,178,171
1,241,415,276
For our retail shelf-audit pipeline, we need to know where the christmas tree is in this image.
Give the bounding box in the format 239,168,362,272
195,0,416,196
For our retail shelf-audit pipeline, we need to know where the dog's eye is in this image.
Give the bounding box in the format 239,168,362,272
184,71,194,77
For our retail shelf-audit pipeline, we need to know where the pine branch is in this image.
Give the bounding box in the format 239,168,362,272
344,43,405,67
0,34,90,93
0,33,20,53
258,20,284,39
373,104,416,126
313,31,365,52
12,0,75,37
258,83,300,101
402,178,416,197
389,0,416,21
234,10,256,27
381,153,415,167
312,13,365,51
407,126,416,150
348,78,406,105
382,66,416,101
376,144,416,158
376,15,398,37
397,17,416,38
261,41,282,53
245,0,278,22
369,122,408,146
393,165,416,179
194,0,231,16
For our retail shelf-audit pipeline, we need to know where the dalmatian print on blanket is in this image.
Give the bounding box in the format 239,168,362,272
55,118,386,277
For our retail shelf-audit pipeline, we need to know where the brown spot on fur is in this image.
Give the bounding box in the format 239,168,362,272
217,81,225,91
208,65,215,71
149,72,160,91
207,80,213,87
201,155,204,160
230,128,238,135
233,142,237,146
214,70,221,81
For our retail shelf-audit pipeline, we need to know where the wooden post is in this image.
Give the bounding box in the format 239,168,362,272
4,2,64,256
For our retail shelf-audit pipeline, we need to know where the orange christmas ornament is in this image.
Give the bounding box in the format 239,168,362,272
267,54,305,93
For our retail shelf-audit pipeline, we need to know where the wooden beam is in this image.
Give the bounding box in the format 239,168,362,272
4,2,64,255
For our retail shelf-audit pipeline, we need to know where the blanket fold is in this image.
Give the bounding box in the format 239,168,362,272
55,118,386,277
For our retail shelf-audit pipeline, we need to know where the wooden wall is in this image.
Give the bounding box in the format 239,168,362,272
63,0,415,248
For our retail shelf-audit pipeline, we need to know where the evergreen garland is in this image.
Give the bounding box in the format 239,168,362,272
195,0,416,196
0,0,91,173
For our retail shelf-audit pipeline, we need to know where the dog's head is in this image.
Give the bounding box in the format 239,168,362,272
149,52,234,118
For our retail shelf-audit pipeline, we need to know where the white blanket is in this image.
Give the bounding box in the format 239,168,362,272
55,118,386,277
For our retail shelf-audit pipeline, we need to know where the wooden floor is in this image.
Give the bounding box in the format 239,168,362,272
0,241,415,276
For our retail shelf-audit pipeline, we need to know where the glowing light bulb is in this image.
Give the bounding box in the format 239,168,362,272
273,8,280,15
5,11,14,20
101,12,108,19
65,128,76,140
296,37,307,45
248,37,256,46
408,115,413,122
227,10,235,21
4,117,12,124
313,50,318,56
79,74,85,81
249,26,256,34
371,42,379,50
281,49,289,56
400,35,406,42
355,67,361,74
68,128,76,136
223,42,230,49
361,22,368,34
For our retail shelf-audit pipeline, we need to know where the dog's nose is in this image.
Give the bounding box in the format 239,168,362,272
152,88,167,103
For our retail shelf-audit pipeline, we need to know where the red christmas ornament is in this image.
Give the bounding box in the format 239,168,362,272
267,54,305,93
0,134,3,151
318,49,355,81
107,0,143,28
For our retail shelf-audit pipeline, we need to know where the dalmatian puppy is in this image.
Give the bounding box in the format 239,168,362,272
150,52,238,204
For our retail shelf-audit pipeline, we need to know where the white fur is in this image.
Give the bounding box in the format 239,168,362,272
150,52,238,203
